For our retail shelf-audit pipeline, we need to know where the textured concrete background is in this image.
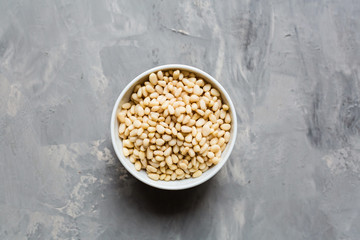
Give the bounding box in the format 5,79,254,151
1,0,360,239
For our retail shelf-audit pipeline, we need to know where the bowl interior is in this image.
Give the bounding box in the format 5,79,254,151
111,64,237,190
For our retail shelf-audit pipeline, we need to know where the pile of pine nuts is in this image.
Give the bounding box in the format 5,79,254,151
117,69,231,181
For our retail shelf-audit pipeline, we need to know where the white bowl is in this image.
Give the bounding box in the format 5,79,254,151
111,64,237,190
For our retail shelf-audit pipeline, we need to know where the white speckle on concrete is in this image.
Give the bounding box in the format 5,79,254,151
7,84,22,117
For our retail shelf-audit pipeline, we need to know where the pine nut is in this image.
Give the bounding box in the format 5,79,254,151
148,173,160,181
192,170,202,178
220,124,231,131
211,145,221,153
135,161,141,171
146,165,157,173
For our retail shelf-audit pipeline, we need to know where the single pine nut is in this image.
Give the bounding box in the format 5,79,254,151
225,113,231,123
146,149,153,159
190,95,199,102
164,147,172,156
155,156,164,161
168,105,175,115
192,170,202,178
166,156,173,166
218,138,225,146
123,148,130,156
175,169,184,175
186,105,192,114
200,144,209,154
195,132,202,141
169,164,177,170
154,150,163,156
199,137,206,146
169,139,177,146
199,163,206,170
211,145,221,152
212,157,220,165
118,124,126,134
193,85,203,95
188,148,195,157
218,130,225,137
122,103,131,109
224,132,231,142
210,138,218,145
135,161,141,171
199,99,206,110
188,119,196,126
149,73,158,85
172,70,179,79
171,154,179,164
156,125,165,134
148,173,160,180
196,109,205,116
210,88,220,96
179,162,187,170
181,126,192,133
220,124,231,131
202,124,211,136
148,127,156,132
124,118,132,126
193,145,201,152
183,115,191,124
162,134,172,142
196,118,206,127
146,165,157,173
185,134,192,143
157,71,164,80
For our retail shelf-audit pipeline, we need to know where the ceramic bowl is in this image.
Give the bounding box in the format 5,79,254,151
111,64,237,190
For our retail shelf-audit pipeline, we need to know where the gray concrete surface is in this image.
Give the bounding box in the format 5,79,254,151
1,0,360,239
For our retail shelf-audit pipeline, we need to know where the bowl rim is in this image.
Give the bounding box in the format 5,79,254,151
110,64,237,190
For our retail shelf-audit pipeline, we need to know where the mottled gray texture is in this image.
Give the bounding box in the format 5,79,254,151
1,0,360,239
